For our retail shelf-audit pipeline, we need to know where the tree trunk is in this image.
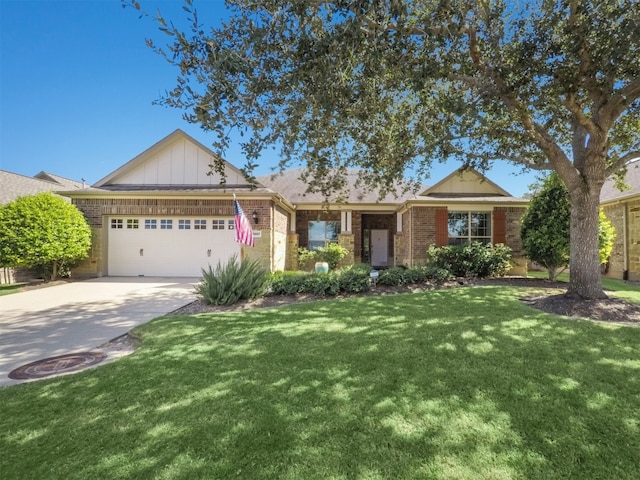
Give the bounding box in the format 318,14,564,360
51,261,58,281
567,187,607,299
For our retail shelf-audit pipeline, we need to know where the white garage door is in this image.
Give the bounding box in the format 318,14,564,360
108,217,241,277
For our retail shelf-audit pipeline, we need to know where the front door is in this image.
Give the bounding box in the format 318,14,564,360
371,229,389,267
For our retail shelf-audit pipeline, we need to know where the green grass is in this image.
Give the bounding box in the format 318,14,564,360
0,283,24,296
528,271,640,303
1,287,639,479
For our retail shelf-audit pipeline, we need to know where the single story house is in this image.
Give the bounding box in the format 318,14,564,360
60,129,529,277
601,161,640,281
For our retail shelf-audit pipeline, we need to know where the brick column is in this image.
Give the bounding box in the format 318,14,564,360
338,233,355,268
286,233,299,271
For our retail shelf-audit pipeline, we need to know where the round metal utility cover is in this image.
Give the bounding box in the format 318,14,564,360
8,352,107,380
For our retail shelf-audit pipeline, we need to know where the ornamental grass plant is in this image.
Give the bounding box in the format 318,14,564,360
195,254,269,305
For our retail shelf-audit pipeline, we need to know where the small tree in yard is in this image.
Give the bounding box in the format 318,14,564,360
0,193,92,280
522,173,615,281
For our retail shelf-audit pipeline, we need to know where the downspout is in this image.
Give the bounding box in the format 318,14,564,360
623,203,629,280
409,208,413,267
271,203,276,272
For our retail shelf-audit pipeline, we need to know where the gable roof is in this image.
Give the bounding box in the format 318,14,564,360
257,168,417,205
0,170,82,204
420,167,512,197
601,161,640,203
33,171,85,190
94,129,256,189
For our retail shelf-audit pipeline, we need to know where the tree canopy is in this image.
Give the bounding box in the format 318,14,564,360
127,0,640,298
0,193,92,280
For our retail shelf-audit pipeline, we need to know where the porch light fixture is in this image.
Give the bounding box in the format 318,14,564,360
252,210,259,224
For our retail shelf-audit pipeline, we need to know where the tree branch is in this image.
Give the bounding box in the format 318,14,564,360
445,144,552,171
563,93,598,136
605,150,640,177
606,78,640,121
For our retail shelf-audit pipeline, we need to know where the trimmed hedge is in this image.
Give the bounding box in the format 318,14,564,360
269,264,450,297
426,242,512,278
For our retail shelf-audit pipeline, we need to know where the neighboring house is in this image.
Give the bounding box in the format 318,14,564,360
601,161,640,281
61,129,528,278
0,170,84,204
0,170,84,283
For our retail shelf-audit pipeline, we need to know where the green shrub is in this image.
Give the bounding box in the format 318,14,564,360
403,265,434,283
297,243,349,271
270,266,370,297
425,266,454,283
316,243,349,270
337,265,371,293
303,272,341,296
297,248,317,271
377,267,407,286
269,271,309,295
196,254,269,305
426,242,512,278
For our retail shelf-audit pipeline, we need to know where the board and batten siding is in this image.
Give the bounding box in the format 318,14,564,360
112,138,247,186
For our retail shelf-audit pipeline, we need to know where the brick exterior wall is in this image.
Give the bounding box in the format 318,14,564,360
351,212,362,262
397,211,412,266
497,206,527,275
409,206,438,265
501,207,525,256
73,198,274,227
71,197,278,276
71,195,530,275
602,203,626,279
295,210,342,248
0,267,37,284
338,233,355,267
243,230,271,270
72,226,104,277
286,233,299,271
273,205,289,234
629,199,640,281
397,205,526,272
605,198,640,281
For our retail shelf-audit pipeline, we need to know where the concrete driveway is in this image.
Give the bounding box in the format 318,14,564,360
0,277,198,387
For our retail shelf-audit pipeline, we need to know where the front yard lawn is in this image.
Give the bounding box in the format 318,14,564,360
1,286,639,479
527,271,640,304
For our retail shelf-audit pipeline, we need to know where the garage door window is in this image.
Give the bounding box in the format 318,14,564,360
194,219,207,230
127,219,139,229
212,219,225,230
111,219,123,229
145,219,157,229
228,220,235,230
161,219,173,230
178,219,191,230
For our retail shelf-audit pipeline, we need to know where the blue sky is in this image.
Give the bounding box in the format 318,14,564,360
1,0,540,196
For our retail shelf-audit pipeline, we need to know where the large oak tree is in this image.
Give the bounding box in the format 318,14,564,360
128,0,640,299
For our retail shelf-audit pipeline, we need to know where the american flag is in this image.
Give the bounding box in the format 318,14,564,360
234,196,255,247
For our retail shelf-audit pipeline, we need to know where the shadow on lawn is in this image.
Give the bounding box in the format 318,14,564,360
2,288,639,479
